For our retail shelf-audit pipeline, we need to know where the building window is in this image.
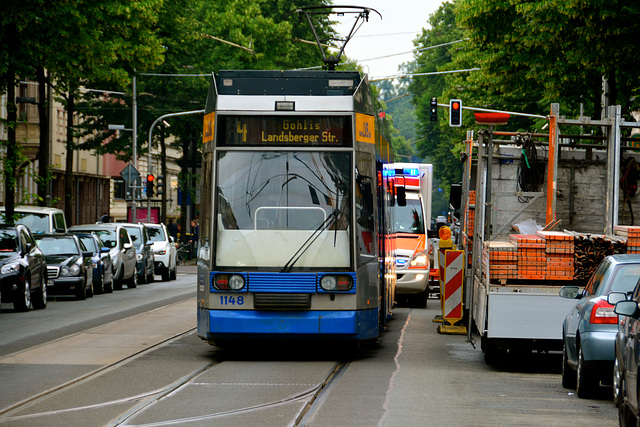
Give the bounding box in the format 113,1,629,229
114,178,126,199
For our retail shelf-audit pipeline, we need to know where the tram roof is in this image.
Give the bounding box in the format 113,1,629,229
215,70,364,97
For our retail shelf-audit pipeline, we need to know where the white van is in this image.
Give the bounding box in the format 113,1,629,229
0,206,67,234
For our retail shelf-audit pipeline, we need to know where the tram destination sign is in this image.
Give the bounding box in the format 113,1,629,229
217,115,352,147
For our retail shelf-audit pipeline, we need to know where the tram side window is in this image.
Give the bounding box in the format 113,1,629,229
356,174,375,258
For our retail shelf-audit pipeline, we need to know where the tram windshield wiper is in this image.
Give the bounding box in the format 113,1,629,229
280,208,340,273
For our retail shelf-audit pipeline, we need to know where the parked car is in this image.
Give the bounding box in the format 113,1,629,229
0,224,47,311
117,223,154,284
34,234,94,300
145,223,177,281
0,206,67,234
72,233,113,294
560,254,640,398
612,284,640,425
67,224,137,290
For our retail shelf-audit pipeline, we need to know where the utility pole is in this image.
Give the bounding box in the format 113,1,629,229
131,73,138,221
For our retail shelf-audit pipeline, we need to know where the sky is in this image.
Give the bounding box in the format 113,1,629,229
332,1,448,81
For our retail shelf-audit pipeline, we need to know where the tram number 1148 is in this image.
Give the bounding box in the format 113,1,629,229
220,295,245,306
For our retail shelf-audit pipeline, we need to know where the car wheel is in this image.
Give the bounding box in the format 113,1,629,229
95,270,104,295
76,277,87,300
87,275,94,298
170,264,177,280
13,275,31,312
618,395,636,427
146,262,154,283
126,268,138,288
576,343,597,398
32,273,47,310
113,267,123,291
104,272,113,293
161,268,170,281
613,353,625,407
561,339,576,389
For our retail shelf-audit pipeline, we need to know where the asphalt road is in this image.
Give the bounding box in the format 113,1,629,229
0,272,618,426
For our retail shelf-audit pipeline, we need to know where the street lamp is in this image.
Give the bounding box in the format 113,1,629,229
147,109,205,224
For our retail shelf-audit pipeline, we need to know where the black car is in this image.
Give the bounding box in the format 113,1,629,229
0,224,47,311
73,233,113,294
35,234,94,300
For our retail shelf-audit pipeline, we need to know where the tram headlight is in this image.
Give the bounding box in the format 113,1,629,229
213,273,245,291
320,275,353,292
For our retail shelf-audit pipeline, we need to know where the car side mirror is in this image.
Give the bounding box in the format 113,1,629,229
396,186,406,207
82,251,93,258
123,242,133,250
608,292,627,305
427,229,438,238
170,236,175,243
615,300,640,318
146,240,153,246
559,286,582,299
24,242,33,254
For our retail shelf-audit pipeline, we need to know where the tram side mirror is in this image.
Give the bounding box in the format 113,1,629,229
357,176,374,215
396,186,406,207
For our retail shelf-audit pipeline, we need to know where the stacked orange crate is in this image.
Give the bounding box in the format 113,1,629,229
510,234,546,280
537,231,574,280
483,240,518,281
614,226,640,254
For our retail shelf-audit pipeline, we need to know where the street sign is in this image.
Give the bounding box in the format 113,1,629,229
120,163,140,184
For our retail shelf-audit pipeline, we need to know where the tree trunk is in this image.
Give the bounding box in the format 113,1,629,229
36,66,50,206
64,90,75,224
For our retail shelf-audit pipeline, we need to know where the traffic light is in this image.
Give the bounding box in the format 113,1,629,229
156,175,164,195
146,174,155,198
449,99,462,127
430,97,437,122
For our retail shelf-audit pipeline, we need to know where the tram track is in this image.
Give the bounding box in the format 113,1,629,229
109,360,352,427
0,328,198,422
1,324,355,427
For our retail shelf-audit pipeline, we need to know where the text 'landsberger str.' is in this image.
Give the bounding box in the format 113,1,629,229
218,115,351,146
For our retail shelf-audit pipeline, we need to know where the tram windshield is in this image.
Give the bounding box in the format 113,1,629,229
215,151,351,269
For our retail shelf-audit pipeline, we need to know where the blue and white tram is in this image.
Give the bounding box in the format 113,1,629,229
197,70,396,344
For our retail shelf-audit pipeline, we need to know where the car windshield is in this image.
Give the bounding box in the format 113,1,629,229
0,229,18,252
91,230,117,248
147,226,166,242
125,227,143,248
0,212,49,234
393,198,425,234
37,237,78,256
78,236,97,252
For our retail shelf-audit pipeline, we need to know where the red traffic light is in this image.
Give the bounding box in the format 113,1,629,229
147,174,155,182
451,102,460,110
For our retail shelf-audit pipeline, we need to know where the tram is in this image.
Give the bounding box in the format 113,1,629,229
196,70,396,345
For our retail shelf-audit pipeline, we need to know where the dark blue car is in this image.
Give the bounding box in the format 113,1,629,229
613,279,640,425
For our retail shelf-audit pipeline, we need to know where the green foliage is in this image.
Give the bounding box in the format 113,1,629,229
408,0,640,200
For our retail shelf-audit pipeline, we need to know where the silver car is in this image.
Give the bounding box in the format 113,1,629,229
68,224,137,290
